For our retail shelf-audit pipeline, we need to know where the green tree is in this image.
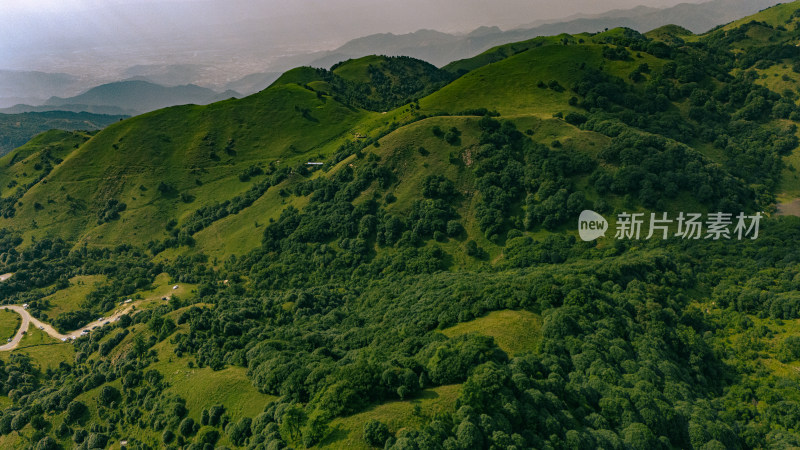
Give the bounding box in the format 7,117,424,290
98,385,120,407
179,417,195,437
363,419,391,447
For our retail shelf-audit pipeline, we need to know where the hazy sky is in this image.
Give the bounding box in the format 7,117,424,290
3,0,711,51
4,0,721,34
0,0,738,77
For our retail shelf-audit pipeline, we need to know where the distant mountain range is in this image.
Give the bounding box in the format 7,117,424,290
1,80,239,116
0,70,92,108
274,0,781,68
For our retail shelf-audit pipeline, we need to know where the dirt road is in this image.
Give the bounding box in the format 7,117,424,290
0,304,135,351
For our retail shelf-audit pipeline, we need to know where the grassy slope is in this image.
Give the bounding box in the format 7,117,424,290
440,309,542,356
42,274,108,317
318,384,461,449
0,85,370,249
423,42,665,117
721,1,800,31
332,55,387,83
0,130,89,200
0,324,74,372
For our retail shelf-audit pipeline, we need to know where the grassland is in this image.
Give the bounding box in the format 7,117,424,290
0,310,20,341
318,384,461,449
42,274,108,317
0,325,74,372
441,309,542,356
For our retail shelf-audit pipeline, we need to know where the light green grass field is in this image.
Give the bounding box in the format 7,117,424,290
43,274,108,317
441,309,542,356
1,325,74,372
424,42,666,117
319,384,461,449
0,309,20,341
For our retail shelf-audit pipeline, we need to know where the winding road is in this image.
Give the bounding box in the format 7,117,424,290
0,271,149,351
0,304,135,351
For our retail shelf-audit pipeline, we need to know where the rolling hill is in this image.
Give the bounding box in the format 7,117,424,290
0,2,800,449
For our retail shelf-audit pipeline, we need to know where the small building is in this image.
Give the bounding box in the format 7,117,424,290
306,162,323,166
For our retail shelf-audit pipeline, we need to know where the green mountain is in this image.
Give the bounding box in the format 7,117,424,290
0,111,127,156
1,3,800,449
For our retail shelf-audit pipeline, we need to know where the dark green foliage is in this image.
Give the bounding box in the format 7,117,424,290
422,175,457,200
322,56,455,111
465,240,488,259
179,417,195,437
564,112,587,125
99,329,128,356
34,436,58,450
162,429,175,444
444,127,461,145
238,165,264,182
363,419,391,447
196,426,220,446
778,336,800,363
65,401,87,424
602,45,631,60
53,310,94,333
96,199,126,224
98,385,120,407
227,417,252,446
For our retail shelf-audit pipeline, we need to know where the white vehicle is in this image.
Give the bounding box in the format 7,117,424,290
6,338,11,343
173,285,179,290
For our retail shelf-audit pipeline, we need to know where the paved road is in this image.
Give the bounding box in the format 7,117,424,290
0,304,135,351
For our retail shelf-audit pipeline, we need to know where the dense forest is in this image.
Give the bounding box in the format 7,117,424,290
1,2,800,449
